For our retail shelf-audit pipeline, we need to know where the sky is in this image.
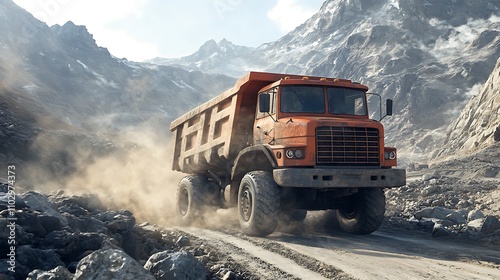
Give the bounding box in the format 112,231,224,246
12,0,325,62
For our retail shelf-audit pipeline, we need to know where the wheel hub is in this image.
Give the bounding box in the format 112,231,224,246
240,188,253,221
179,188,189,216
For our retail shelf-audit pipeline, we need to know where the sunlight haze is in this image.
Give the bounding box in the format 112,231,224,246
13,0,324,61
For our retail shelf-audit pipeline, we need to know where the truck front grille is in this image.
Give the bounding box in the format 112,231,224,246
316,126,380,166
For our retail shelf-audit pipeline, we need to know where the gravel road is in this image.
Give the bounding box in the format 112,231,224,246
180,224,500,280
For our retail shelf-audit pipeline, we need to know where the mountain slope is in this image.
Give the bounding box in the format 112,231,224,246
149,39,265,77
0,0,235,129
151,0,500,162
434,57,500,160
0,0,235,180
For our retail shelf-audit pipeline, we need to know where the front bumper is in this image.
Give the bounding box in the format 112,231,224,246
273,168,406,188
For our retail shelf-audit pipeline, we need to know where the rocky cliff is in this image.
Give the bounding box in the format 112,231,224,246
434,57,500,160
152,0,500,162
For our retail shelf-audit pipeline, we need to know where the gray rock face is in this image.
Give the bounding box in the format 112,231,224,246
74,249,154,280
436,57,500,159
144,251,206,280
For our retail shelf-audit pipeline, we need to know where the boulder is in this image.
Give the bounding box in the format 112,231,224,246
38,215,63,234
15,210,47,237
120,230,149,261
65,214,107,234
467,209,485,221
481,216,500,234
445,212,466,225
26,266,73,280
414,207,456,220
467,218,484,229
74,249,154,280
0,192,28,211
56,194,104,212
432,223,451,237
20,192,67,226
421,185,439,196
144,251,206,280
422,173,435,181
176,236,191,247
222,271,237,280
17,245,65,272
107,214,136,232
58,203,89,216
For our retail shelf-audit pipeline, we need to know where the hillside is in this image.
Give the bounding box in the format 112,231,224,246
0,0,235,179
434,57,500,160
151,0,500,163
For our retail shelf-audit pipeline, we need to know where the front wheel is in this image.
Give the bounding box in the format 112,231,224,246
238,171,280,237
336,188,385,234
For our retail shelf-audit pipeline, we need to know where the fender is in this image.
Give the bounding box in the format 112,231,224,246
231,145,277,183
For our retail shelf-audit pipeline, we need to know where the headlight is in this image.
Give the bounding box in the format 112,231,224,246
285,149,304,159
384,151,396,160
294,150,303,159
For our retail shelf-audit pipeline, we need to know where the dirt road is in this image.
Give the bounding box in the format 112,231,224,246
180,225,500,280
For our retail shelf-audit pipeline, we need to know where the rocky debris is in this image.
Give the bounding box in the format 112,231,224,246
386,148,500,244
176,235,191,247
144,251,206,280
74,249,155,280
0,186,252,280
27,266,72,280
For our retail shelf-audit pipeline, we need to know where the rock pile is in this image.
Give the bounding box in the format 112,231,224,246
385,174,500,244
0,184,243,280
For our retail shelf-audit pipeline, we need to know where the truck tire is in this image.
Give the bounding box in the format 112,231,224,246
176,175,219,225
336,188,385,234
238,171,280,237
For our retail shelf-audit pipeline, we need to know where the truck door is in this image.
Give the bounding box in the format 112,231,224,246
254,88,277,145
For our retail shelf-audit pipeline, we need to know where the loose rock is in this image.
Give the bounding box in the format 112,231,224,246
74,249,154,280
144,251,206,280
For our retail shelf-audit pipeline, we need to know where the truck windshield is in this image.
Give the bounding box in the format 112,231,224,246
327,87,367,116
280,86,325,113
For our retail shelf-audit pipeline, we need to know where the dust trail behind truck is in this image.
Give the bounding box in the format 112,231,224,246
170,71,406,236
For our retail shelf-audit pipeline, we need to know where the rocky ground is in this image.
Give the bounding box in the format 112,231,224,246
385,143,500,245
1,143,499,279
0,185,252,280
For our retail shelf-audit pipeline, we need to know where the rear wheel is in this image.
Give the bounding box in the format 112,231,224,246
336,188,385,234
176,175,220,225
238,171,280,236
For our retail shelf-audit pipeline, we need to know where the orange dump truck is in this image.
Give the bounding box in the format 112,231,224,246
170,71,406,236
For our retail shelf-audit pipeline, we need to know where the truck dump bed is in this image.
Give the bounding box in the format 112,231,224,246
170,71,306,174
170,72,278,173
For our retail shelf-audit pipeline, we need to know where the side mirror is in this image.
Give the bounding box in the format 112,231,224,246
386,99,393,116
259,93,270,113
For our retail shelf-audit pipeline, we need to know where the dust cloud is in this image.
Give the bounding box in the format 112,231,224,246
66,127,184,225
22,121,243,229
20,123,182,226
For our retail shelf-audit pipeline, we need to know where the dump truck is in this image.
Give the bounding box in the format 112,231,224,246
170,71,406,236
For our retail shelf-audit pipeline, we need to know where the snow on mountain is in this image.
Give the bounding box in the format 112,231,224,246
148,39,265,77
150,0,500,162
